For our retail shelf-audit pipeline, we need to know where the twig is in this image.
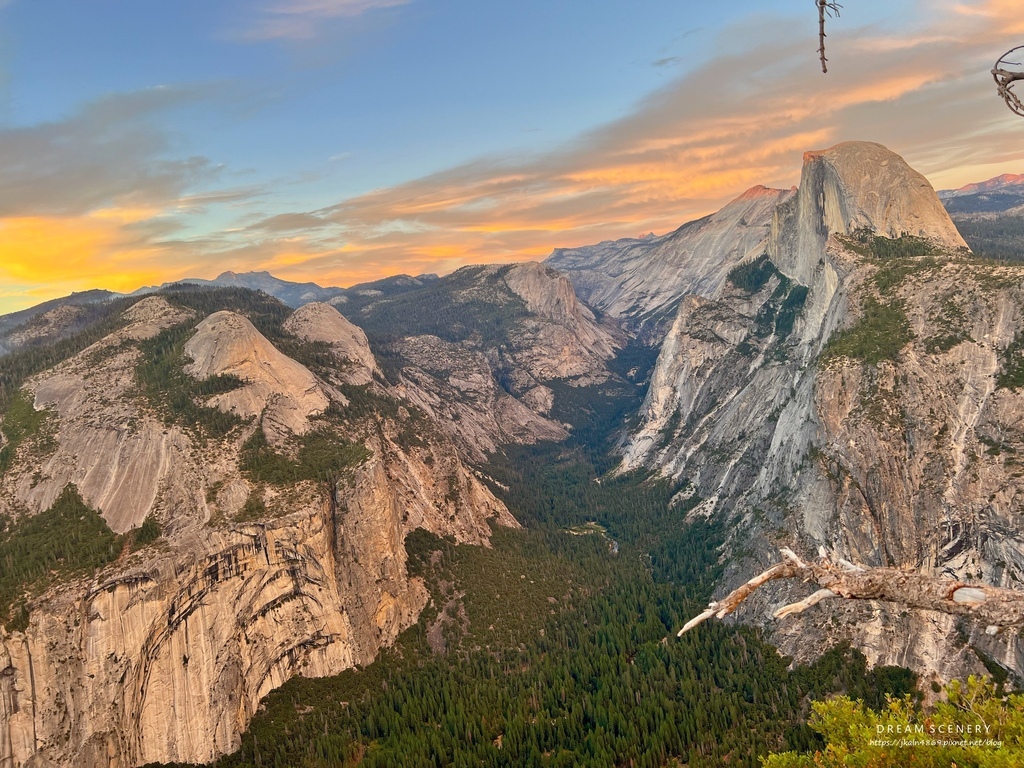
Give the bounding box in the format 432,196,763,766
817,0,842,74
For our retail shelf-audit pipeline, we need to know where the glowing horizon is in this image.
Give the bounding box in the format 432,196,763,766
1,0,1023,314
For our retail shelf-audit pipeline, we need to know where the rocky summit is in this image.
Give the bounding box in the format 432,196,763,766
547,184,793,341
613,141,1023,680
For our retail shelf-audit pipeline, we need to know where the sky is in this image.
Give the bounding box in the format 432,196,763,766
0,0,1022,313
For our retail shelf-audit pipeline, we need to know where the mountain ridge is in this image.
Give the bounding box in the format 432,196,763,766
615,140,1024,682
5,140,1024,766
0,260,627,766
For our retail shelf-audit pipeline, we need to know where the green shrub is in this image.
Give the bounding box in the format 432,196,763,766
239,427,369,486
0,390,56,475
775,284,809,338
764,676,1021,768
131,514,161,550
728,254,778,293
842,228,939,260
822,297,913,366
997,332,1024,390
296,431,371,483
0,485,122,628
235,490,268,522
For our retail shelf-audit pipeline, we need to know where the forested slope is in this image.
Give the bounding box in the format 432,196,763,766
155,345,921,768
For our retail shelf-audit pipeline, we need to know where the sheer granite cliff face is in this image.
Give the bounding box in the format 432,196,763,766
623,141,1024,681
0,297,514,767
0,444,510,767
546,186,794,340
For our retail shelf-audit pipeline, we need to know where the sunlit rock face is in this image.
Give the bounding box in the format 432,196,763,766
621,141,1024,681
546,185,794,340
283,302,380,385
0,258,611,766
0,138,1018,767
0,450,511,767
0,295,515,767
183,310,334,440
10,296,200,535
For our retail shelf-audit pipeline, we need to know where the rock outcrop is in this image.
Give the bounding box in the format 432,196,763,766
0,294,516,767
0,436,511,766
436,262,622,387
184,310,334,439
500,261,620,374
770,141,967,288
396,334,568,461
9,297,198,534
283,301,380,385
621,141,1024,681
355,261,622,459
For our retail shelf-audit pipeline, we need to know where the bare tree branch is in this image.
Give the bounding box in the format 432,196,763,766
993,47,1024,117
817,0,842,74
678,548,1024,637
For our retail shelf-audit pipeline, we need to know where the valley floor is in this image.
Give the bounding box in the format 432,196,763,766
149,391,918,768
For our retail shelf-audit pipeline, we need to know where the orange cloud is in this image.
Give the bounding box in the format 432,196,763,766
0,210,166,286
260,5,1022,289
0,208,195,313
956,0,1024,36
8,2,1024,317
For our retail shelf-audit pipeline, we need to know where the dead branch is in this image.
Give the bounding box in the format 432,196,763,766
817,0,842,74
993,47,1024,117
678,547,1024,637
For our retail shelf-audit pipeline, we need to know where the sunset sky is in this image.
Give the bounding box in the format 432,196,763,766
0,0,1022,313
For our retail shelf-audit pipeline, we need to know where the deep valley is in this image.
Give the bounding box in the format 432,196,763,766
2,141,1024,766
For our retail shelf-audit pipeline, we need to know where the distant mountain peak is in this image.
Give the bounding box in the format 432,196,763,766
939,173,1024,199
736,184,788,200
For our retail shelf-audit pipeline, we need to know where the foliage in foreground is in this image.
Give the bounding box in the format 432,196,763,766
764,676,1024,767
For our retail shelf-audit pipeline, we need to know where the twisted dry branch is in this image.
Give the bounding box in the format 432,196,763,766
678,547,1024,637
993,47,1024,116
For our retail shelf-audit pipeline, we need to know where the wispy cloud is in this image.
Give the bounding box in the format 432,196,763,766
0,87,215,217
0,87,263,313
226,0,1024,288
240,0,411,41
225,1,1024,290
6,1,1024,315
